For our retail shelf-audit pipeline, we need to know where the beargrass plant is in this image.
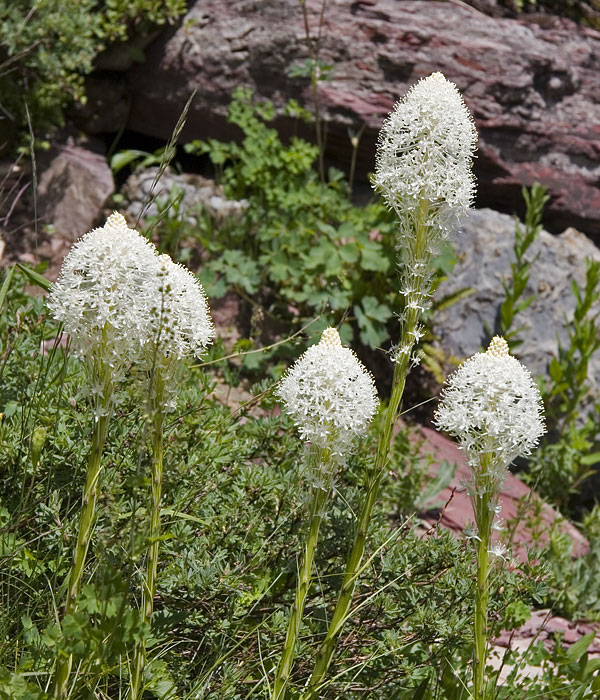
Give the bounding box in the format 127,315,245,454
435,336,545,700
46,212,163,698
45,211,215,698
303,72,478,699
271,327,378,699
130,254,214,699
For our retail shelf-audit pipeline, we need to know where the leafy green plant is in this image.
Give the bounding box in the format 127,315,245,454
525,259,600,512
184,88,398,355
0,0,186,148
495,183,549,350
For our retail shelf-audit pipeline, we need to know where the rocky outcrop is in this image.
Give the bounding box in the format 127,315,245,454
81,0,600,239
433,207,600,388
122,167,248,223
35,143,114,279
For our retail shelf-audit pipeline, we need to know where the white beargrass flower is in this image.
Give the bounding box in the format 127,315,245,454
48,212,161,368
277,328,378,454
149,254,215,361
434,336,545,473
374,71,477,235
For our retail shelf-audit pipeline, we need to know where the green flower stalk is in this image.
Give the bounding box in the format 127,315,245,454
434,336,545,699
304,73,477,699
47,213,162,698
273,328,378,700
130,255,214,700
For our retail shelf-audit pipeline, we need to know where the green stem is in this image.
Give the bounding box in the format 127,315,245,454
303,208,430,700
473,455,494,700
272,447,331,700
52,387,112,699
131,370,166,700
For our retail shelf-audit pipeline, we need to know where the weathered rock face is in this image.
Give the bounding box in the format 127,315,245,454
82,0,600,239
433,207,600,390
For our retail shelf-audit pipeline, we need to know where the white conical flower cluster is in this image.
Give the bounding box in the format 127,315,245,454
374,72,477,234
277,328,379,454
48,212,162,366
150,255,215,361
434,336,545,470
48,213,214,378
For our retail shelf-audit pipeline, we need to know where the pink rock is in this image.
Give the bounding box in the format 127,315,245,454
418,426,589,560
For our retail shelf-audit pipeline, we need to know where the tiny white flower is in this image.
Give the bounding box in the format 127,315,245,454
489,543,508,560
374,71,477,234
277,328,379,453
434,336,546,469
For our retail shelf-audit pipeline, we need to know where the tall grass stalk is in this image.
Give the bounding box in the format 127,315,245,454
130,367,167,699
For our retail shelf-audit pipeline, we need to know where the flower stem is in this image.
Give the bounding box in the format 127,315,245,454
303,209,430,700
131,371,166,700
473,453,494,700
52,386,112,699
272,447,332,700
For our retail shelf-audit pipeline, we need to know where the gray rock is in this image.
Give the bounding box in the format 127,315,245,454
433,208,600,392
121,167,248,223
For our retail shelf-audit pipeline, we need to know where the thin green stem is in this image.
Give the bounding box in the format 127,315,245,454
272,447,332,700
303,205,431,699
52,381,112,699
131,370,167,700
473,454,495,700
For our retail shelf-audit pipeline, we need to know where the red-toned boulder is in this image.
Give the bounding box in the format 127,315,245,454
418,426,589,561
82,0,600,239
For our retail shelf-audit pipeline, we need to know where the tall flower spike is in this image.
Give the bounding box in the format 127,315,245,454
48,212,161,363
434,336,546,469
374,71,477,235
277,328,378,453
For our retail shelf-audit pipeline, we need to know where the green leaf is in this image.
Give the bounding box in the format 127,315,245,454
16,264,51,292
566,632,596,662
360,241,390,273
109,149,151,173
0,265,15,312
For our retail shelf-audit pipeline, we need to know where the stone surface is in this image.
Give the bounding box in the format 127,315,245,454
36,143,114,279
418,426,590,560
122,167,248,223
82,0,600,239
433,207,600,393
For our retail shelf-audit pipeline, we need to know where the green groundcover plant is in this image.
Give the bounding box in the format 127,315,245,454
0,71,599,700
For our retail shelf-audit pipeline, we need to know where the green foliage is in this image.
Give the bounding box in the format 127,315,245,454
525,259,600,512
0,0,186,147
183,88,398,357
0,267,585,698
496,183,549,350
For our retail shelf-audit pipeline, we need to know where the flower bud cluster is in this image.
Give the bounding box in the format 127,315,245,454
48,213,214,389
277,328,379,456
434,337,546,473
